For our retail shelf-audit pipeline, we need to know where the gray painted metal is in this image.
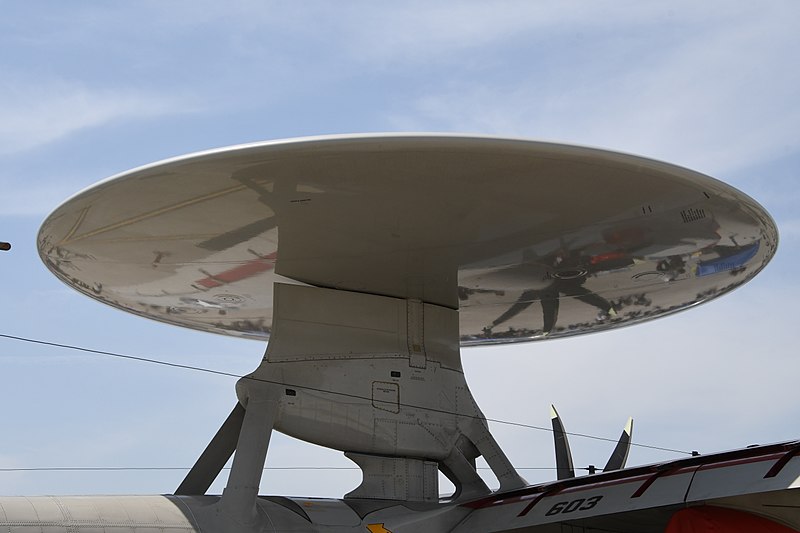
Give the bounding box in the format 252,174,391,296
219,380,280,527
1,447,799,533
37,134,777,345
455,442,800,532
251,283,526,500
345,453,439,502
176,402,244,495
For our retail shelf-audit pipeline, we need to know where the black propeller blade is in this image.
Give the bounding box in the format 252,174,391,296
550,404,575,480
550,405,634,479
604,417,634,472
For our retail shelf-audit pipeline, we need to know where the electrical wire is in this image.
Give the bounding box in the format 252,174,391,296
0,467,358,472
0,332,693,456
0,466,581,473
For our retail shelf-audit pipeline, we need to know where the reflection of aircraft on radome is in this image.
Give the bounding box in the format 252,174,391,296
10,134,797,532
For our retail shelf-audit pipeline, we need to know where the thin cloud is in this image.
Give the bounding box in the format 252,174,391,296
775,219,800,240
0,182,83,216
334,2,735,65
0,78,192,156
386,4,800,175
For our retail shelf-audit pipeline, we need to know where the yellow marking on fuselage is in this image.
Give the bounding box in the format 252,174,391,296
61,206,90,243
366,524,392,533
60,184,249,245
81,233,220,244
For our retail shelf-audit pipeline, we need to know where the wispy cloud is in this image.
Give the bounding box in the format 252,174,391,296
776,219,800,240
0,182,82,216
331,2,724,65
0,78,192,156
385,4,800,175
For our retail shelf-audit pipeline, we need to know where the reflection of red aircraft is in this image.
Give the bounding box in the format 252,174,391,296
193,252,278,290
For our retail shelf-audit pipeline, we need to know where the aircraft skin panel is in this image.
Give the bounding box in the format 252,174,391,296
1,487,797,533
254,283,525,495
36,134,778,346
0,496,197,533
454,444,800,533
687,453,800,500
2,446,798,533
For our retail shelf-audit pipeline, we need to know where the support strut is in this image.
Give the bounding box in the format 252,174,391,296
176,403,245,495
178,283,526,506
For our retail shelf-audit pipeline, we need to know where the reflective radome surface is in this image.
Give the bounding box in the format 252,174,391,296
38,134,778,345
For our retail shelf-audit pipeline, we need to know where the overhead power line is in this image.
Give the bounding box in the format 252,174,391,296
0,466,358,472
0,333,692,456
0,466,586,473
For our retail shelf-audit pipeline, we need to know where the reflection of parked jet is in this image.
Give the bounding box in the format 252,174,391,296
485,272,616,336
696,242,759,277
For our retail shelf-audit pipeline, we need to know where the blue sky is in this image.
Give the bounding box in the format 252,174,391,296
1,2,799,498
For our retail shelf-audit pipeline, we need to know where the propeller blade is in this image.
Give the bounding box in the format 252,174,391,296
176,402,246,495
603,417,634,472
550,404,575,480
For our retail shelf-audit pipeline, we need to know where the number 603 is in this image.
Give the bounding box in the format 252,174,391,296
545,495,603,516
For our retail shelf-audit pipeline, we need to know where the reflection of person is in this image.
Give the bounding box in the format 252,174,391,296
485,274,615,336
656,255,687,281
